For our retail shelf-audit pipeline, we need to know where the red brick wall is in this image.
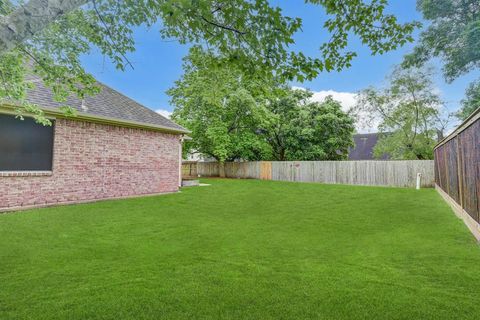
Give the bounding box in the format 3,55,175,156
0,119,181,211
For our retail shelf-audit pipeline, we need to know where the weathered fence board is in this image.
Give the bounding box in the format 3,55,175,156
434,107,480,236
260,161,272,180
181,161,198,179
197,162,220,177
225,162,261,179
271,160,434,187
196,160,434,188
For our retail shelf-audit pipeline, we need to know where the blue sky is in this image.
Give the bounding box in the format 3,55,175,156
81,0,478,120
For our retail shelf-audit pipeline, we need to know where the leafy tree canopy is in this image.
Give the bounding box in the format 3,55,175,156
354,66,450,160
168,47,272,162
169,48,355,162
403,0,480,119
458,80,480,120
263,89,355,161
0,0,419,124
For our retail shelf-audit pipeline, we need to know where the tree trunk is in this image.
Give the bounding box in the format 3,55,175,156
279,148,285,161
0,0,89,53
219,161,226,178
436,129,444,142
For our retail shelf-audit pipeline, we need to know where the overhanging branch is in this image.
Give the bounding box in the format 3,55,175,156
0,0,89,54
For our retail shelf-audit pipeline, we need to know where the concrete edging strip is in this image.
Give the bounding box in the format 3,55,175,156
436,185,480,242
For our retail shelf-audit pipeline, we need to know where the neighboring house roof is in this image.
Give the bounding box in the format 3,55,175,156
21,74,188,134
348,133,389,160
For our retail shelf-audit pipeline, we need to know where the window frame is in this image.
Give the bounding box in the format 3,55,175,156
0,112,56,173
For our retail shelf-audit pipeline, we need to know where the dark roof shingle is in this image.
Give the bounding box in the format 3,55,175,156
348,133,389,160
24,75,187,133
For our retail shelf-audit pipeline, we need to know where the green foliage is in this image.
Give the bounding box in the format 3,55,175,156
170,49,355,161
457,81,480,121
355,66,448,160
404,0,480,82
314,0,420,72
263,90,355,160
403,0,480,120
168,48,272,162
373,131,437,160
0,0,418,124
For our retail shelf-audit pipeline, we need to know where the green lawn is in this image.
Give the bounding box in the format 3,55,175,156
1,179,480,319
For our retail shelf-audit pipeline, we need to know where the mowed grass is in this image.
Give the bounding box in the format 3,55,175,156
1,179,480,320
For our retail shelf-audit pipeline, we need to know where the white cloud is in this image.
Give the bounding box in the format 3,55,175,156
292,86,357,112
156,109,172,119
292,86,378,133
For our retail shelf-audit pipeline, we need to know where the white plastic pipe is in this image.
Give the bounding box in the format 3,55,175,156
179,136,183,187
416,173,422,190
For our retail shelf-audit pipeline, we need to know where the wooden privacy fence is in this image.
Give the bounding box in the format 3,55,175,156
196,160,434,188
195,161,272,180
181,161,198,179
434,107,480,239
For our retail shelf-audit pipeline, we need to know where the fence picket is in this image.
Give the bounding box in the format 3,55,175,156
194,160,434,188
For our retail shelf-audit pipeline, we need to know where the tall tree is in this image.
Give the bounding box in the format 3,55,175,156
403,0,480,119
458,81,480,120
354,66,449,160
168,48,271,164
0,0,419,123
170,49,355,162
263,90,355,161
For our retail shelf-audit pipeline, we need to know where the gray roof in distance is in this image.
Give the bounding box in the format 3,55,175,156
24,75,187,133
348,133,389,160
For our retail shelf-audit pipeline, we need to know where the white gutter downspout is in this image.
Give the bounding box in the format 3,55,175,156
179,136,183,188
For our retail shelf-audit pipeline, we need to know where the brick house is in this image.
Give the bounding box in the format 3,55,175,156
0,77,189,212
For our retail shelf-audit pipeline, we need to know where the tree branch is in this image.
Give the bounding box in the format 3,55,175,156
0,0,89,54
92,0,134,70
200,16,246,35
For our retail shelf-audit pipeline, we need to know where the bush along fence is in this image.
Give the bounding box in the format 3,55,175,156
190,160,435,188
434,107,480,241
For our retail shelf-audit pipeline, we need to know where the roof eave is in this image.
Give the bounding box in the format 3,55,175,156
0,104,191,135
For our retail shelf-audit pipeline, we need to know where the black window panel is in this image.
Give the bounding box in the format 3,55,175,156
0,114,54,171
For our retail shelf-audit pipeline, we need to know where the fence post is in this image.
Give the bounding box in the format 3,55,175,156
456,135,464,209
443,146,450,195
197,160,435,187
219,162,225,178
